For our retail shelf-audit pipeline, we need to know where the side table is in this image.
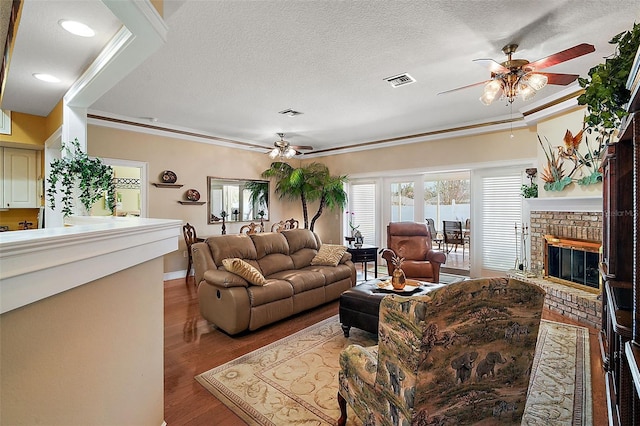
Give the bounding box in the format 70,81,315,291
346,244,378,281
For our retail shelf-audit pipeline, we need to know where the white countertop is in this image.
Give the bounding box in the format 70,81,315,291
0,216,182,314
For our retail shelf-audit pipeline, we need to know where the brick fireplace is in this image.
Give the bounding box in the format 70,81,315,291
510,197,603,329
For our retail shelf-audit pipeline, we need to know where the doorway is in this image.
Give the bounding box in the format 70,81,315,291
91,159,148,218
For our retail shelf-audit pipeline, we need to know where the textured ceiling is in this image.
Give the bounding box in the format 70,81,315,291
3,0,640,155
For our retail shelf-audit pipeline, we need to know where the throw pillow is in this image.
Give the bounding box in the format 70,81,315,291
311,244,347,267
222,258,267,286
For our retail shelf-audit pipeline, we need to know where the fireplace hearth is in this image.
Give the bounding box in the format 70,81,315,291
523,200,603,329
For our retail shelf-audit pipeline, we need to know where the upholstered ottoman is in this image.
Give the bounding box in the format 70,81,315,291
339,279,445,337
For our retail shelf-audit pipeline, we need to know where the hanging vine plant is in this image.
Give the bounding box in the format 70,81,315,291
578,23,640,145
47,138,116,217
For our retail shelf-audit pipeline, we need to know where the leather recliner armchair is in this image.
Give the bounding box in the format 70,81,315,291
380,221,446,283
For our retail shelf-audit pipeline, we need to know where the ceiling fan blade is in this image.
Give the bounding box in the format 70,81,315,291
536,72,580,85
291,145,313,151
438,80,490,96
528,43,595,70
472,58,509,74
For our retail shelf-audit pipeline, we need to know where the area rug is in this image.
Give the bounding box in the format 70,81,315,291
196,317,590,426
522,320,592,425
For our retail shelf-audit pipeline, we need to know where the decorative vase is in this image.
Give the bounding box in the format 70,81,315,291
391,268,406,290
354,230,363,247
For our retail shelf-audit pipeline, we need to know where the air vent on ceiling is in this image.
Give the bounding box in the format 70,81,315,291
278,109,303,117
384,73,416,88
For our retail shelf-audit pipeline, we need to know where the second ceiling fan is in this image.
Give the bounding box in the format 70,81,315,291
268,133,313,159
439,43,595,105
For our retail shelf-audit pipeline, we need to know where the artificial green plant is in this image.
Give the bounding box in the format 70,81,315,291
47,138,116,217
578,22,640,146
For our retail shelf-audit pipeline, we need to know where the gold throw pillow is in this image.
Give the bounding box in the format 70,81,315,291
311,244,347,267
222,258,267,286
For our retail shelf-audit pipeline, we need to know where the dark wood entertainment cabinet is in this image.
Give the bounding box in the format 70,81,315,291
600,48,640,425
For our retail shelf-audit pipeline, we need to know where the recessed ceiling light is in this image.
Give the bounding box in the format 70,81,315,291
33,73,60,83
59,20,95,37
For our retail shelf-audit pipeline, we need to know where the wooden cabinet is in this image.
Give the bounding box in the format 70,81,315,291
602,281,634,425
601,137,636,426
602,47,640,425
601,140,633,282
1,148,38,208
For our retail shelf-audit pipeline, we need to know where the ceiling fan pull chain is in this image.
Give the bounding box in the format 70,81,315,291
510,103,514,139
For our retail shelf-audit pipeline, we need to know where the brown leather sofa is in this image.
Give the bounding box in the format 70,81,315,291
380,221,446,283
192,228,356,335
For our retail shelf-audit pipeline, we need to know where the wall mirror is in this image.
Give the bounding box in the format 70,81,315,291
207,177,269,224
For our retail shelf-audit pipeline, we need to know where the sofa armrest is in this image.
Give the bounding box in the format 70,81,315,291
203,269,249,288
339,251,352,264
426,249,446,265
192,242,216,286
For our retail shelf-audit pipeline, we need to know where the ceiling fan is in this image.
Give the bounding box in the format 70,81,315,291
439,43,595,105
268,133,313,160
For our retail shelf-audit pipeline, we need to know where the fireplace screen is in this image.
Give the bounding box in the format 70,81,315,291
544,235,601,292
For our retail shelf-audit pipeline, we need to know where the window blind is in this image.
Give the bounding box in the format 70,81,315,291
350,183,376,244
480,174,522,271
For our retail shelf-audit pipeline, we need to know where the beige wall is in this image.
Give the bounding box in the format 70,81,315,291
87,125,299,273
315,126,538,176
87,107,595,274
310,126,539,244
0,257,164,425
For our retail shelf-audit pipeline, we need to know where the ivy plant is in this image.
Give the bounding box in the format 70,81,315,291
47,138,116,217
521,183,538,198
578,23,640,144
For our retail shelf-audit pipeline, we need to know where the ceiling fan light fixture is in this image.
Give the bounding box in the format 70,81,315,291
479,80,503,105
269,148,280,159
526,73,548,91
518,82,537,101
284,147,296,159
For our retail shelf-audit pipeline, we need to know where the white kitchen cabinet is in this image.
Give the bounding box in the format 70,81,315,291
1,148,38,208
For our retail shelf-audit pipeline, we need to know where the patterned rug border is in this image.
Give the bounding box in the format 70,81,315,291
523,319,592,426
197,316,591,426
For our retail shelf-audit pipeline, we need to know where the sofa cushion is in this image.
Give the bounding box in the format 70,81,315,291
267,270,326,293
283,229,320,269
207,234,258,266
251,232,290,257
282,229,319,252
311,244,347,267
246,280,294,306
305,263,353,283
290,248,318,269
222,258,267,286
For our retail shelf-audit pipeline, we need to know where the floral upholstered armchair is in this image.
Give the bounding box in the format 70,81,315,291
337,277,546,425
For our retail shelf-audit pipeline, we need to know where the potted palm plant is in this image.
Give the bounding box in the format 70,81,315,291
261,161,348,231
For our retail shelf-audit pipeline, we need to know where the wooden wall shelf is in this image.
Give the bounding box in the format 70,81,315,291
178,201,205,205
152,183,183,188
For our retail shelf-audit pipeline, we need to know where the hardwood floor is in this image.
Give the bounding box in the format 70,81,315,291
164,277,606,425
164,277,339,425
